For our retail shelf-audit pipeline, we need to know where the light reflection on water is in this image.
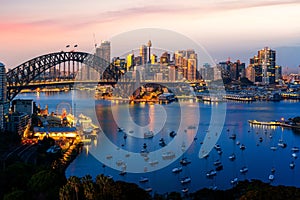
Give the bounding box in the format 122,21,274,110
16,91,300,194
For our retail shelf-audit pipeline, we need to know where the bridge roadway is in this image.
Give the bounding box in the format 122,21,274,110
8,80,199,90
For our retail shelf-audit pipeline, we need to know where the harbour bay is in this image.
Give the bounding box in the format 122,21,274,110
16,91,300,194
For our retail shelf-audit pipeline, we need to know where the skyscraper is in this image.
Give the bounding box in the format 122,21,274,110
0,62,7,131
96,41,111,63
140,45,147,65
147,40,152,63
249,47,276,85
174,50,198,81
126,54,134,71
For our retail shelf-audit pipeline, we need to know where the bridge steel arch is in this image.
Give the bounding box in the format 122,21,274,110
6,51,121,101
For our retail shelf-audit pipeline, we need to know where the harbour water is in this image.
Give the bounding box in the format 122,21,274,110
17,90,300,194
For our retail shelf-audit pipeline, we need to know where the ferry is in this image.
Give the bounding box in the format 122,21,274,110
248,120,281,126
224,94,255,102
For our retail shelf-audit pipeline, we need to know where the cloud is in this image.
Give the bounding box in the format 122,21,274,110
2,0,299,32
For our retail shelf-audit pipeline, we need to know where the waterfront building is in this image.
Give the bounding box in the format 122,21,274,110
96,40,111,63
249,47,276,85
5,112,30,136
33,126,78,140
217,60,245,81
275,65,282,83
12,99,34,115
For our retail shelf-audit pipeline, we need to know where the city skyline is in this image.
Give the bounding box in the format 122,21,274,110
1,0,300,71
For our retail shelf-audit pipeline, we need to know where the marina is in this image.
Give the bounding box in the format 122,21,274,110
15,91,300,194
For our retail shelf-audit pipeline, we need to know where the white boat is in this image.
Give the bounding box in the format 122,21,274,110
116,160,124,166
145,187,152,192
213,160,221,166
229,154,236,161
119,171,127,176
117,127,124,132
162,151,175,160
139,177,149,183
292,153,297,158
214,144,221,150
203,153,209,159
270,146,277,151
209,185,218,191
236,141,240,145
230,177,238,184
172,167,183,173
169,131,177,137
217,150,223,155
278,142,287,148
269,174,274,181
271,167,276,173
149,160,159,166
240,144,246,150
290,161,295,169
180,158,191,165
144,131,154,139
229,134,236,140
180,177,191,184
182,188,189,193
107,175,113,179
206,170,217,178
292,147,300,152
140,149,149,157
187,125,196,129
240,166,248,174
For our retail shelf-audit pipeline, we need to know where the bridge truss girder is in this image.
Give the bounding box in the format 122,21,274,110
6,51,120,101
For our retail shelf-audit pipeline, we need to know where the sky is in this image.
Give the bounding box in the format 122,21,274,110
1,0,300,72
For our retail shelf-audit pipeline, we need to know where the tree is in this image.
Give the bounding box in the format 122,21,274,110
95,174,114,199
59,184,72,200
27,169,63,200
81,175,96,200
67,176,81,200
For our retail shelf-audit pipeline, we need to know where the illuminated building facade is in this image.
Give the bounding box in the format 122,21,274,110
249,47,276,85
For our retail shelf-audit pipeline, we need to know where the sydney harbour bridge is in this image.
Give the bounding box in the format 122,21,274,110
6,51,199,101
